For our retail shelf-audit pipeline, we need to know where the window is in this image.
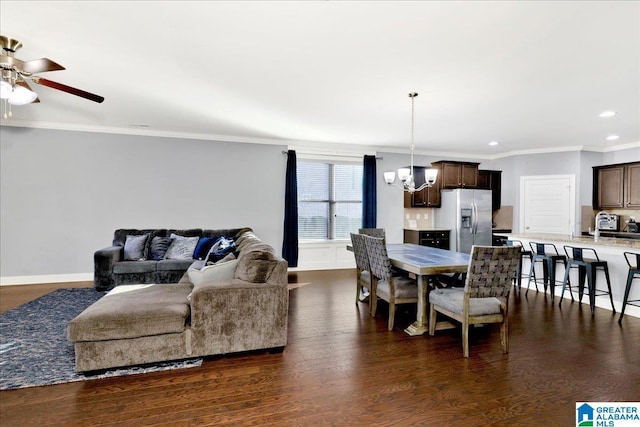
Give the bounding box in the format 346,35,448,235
298,161,363,240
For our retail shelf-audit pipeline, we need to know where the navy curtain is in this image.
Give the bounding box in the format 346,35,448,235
362,155,377,228
282,150,299,267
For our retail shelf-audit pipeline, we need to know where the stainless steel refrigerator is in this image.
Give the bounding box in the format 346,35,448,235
434,189,493,253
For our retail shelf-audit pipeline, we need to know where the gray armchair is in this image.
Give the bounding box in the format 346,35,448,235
429,246,520,357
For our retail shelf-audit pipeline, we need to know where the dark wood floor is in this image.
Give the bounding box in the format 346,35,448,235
1,269,639,426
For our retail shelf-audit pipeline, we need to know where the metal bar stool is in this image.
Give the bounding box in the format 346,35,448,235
618,251,640,324
559,245,615,315
527,242,566,300
507,239,534,293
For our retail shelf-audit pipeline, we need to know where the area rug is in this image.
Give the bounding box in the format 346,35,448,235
0,288,202,391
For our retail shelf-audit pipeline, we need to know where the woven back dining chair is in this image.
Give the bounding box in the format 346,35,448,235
429,245,520,357
350,233,372,307
363,235,418,331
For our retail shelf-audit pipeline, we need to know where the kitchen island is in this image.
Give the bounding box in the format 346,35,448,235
506,233,640,318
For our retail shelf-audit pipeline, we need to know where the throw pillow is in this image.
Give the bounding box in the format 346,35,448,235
206,237,237,263
193,237,218,260
164,234,199,260
207,252,236,265
123,234,149,261
187,259,239,285
149,236,173,261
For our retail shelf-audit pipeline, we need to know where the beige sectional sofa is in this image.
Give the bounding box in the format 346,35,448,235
68,230,289,372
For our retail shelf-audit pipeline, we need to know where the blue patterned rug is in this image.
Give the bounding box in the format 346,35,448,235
0,288,202,390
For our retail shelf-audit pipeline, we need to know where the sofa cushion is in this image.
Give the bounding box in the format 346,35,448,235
235,246,279,283
149,236,173,261
113,260,157,274
164,234,199,260
124,234,149,261
156,259,195,272
68,283,193,342
429,288,502,316
187,259,239,285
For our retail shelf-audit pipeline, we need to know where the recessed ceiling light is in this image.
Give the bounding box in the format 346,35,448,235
606,134,620,141
599,111,616,118
488,141,499,146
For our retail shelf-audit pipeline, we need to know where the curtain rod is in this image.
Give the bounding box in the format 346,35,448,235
281,150,382,160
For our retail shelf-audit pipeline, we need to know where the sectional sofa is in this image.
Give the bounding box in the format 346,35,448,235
70,228,289,372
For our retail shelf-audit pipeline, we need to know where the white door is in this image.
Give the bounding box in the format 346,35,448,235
519,175,575,235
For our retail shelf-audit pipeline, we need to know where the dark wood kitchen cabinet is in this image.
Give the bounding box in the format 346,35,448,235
403,166,441,207
431,161,479,189
626,163,640,208
593,162,640,209
404,229,450,250
478,169,502,211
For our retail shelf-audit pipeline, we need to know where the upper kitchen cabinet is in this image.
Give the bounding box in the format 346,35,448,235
593,162,640,209
432,161,479,189
403,166,441,207
478,169,502,211
626,163,640,208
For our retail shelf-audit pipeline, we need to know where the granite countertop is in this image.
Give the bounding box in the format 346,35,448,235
582,231,640,240
507,233,640,249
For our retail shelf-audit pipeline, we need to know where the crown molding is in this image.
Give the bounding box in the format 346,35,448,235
2,120,638,160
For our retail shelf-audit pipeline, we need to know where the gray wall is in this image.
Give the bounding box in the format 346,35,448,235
0,127,286,280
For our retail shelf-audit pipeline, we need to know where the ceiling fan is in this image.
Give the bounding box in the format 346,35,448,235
1,35,104,117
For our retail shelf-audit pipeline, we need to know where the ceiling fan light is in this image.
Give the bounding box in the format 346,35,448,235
0,80,11,99
8,85,37,105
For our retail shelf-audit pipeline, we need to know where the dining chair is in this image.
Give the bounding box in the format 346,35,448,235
359,228,386,239
350,233,372,306
363,235,418,331
429,245,521,357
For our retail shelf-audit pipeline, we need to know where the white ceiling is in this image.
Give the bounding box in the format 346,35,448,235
1,1,639,158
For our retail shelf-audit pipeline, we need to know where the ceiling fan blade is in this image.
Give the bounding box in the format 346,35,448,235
15,80,41,103
21,58,65,74
31,76,104,103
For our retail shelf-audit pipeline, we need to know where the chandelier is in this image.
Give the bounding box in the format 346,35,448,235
383,92,438,192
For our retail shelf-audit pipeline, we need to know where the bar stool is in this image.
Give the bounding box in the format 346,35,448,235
527,242,566,300
618,251,640,324
559,246,615,315
507,239,534,293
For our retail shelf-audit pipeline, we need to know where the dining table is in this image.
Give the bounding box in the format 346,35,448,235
385,244,470,335
348,242,471,335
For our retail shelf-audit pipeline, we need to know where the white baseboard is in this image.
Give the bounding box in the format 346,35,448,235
0,273,93,286
288,240,356,271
